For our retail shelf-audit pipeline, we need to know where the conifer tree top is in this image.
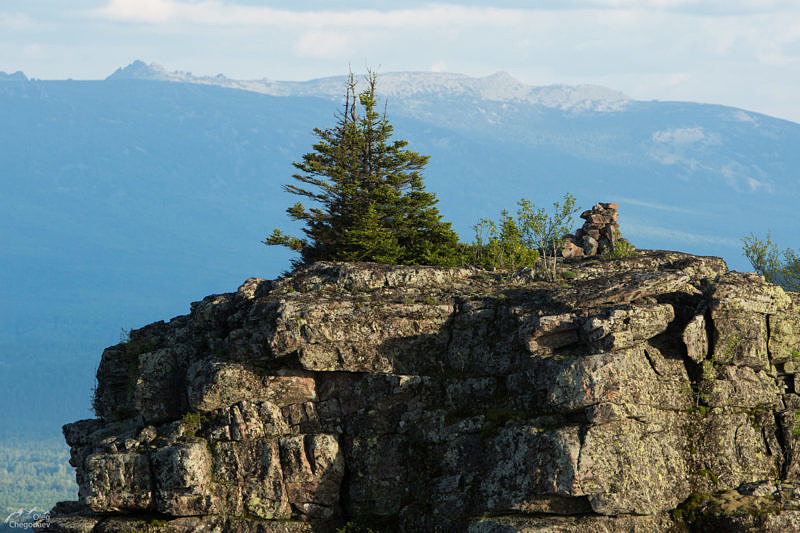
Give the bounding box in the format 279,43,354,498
265,70,459,268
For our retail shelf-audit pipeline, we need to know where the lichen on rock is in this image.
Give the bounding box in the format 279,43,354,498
40,250,800,532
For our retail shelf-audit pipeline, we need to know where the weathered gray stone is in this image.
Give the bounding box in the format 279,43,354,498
187,360,316,412
271,298,453,373
578,413,690,515
582,235,599,256
709,271,791,314
280,434,343,518
135,348,187,423
152,441,215,516
581,302,674,352
697,408,783,489
466,513,676,533
683,312,709,363
770,292,800,364
711,308,770,369
82,452,152,512
47,253,800,532
708,366,781,408
210,439,291,520
479,424,586,514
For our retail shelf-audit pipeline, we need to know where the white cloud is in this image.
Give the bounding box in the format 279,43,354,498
663,72,690,86
0,11,35,29
90,1,531,28
429,61,448,72
93,0,177,24
746,177,769,191
85,1,800,80
48,0,800,122
562,0,800,15
649,153,697,167
21,43,47,60
625,223,739,247
720,162,774,193
91,1,799,29
615,197,705,215
295,31,351,59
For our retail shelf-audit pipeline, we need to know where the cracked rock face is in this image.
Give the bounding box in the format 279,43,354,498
41,251,800,532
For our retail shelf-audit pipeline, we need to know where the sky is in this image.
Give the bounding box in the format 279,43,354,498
2,1,800,122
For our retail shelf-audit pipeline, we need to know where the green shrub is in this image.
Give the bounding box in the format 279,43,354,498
461,208,539,270
462,194,580,280
516,194,580,280
180,412,207,440
742,231,800,291
601,239,636,259
559,269,578,281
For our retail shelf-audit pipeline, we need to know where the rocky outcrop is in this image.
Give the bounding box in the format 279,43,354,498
41,251,800,532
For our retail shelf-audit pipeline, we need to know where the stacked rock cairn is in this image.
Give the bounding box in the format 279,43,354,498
561,202,633,258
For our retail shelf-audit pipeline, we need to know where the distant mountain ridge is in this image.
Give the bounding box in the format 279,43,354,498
106,60,631,112
0,70,27,81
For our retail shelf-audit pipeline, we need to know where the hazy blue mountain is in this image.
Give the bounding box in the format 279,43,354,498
2,62,800,444
105,62,800,256
107,60,630,111
0,71,27,81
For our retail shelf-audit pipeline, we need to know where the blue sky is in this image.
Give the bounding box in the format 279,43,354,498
3,1,800,122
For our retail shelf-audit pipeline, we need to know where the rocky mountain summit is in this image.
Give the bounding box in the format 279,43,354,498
42,250,800,532
106,60,630,112
0,70,28,81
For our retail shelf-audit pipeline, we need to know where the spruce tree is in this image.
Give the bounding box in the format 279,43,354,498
265,70,459,267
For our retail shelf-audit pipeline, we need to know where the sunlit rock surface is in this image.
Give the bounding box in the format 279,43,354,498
41,251,800,532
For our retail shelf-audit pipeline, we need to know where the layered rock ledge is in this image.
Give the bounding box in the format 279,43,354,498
42,251,800,532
